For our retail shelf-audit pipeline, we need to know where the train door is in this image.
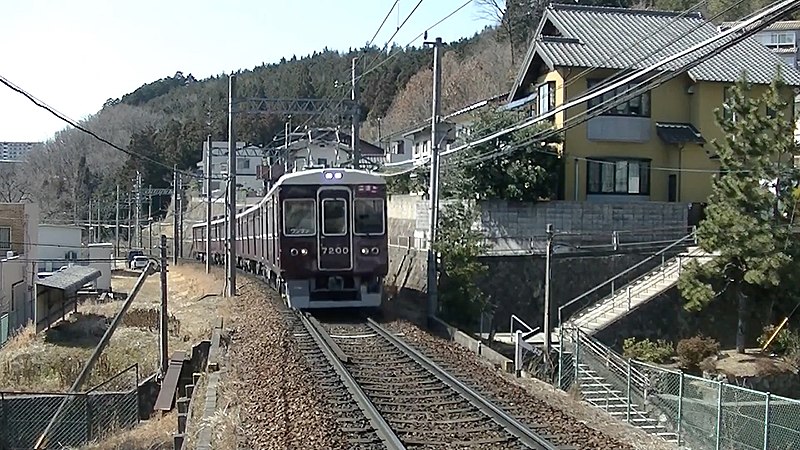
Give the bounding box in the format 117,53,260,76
317,187,352,271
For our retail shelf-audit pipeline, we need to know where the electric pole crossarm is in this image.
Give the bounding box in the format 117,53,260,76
236,98,358,116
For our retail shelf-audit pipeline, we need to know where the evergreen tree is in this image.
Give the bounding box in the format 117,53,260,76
678,75,800,353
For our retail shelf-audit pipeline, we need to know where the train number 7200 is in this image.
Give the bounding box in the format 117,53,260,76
321,246,349,255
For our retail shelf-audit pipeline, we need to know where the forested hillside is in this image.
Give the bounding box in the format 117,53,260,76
10,0,778,224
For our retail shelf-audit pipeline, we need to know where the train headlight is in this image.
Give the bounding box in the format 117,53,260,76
300,248,308,255
290,248,299,256
361,248,369,255
371,247,379,255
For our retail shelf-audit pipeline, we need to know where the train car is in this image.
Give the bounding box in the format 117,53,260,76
192,168,388,309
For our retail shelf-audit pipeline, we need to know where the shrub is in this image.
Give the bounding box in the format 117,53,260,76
676,335,720,370
622,337,675,364
757,324,800,355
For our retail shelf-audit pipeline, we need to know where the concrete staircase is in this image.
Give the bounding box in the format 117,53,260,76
577,363,679,443
567,245,715,335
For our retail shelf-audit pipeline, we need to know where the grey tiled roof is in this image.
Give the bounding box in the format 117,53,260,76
38,265,101,296
722,19,800,32
655,122,706,144
524,4,800,88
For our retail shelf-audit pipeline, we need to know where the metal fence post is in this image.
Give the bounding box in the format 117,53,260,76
557,327,563,390
626,359,632,423
514,330,522,377
715,382,723,450
763,392,771,450
1,392,6,446
135,363,141,425
627,286,632,310
677,372,684,447
573,328,580,385
85,393,92,443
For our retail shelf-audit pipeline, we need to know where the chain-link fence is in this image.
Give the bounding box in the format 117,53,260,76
549,327,800,450
0,364,140,450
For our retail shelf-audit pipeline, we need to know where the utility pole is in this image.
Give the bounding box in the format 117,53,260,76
88,197,93,244
172,166,178,265
159,234,169,377
425,37,443,319
96,199,100,243
226,74,237,297
127,194,132,252
543,223,554,368
178,175,183,259
351,57,361,170
206,135,213,274
284,117,291,173
115,185,120,262
135,171,143,249
148,185,153,252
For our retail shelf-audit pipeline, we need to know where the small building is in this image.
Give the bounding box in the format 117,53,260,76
0,202,39,344
37,224,112,291
35,266,101,333
505,4,800,203
386,93,507,164
197,141,264,196
0,141,41,162
263,128,384,182
37,224,82,273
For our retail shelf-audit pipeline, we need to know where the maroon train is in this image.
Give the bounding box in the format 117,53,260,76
191,168,388,309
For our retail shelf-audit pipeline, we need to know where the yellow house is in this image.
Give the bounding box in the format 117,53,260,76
507,4,800,203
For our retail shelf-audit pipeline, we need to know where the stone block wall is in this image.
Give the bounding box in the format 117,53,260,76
478,252,662,334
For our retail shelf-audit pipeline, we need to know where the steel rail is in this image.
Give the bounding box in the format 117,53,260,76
297,313,406,450
366,318,562,450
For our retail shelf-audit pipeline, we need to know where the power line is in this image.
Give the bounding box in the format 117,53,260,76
381,0,749,169
0,74,218,182
381,0,799,176
367,0,401,49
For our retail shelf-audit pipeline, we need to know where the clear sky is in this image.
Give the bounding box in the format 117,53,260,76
0,0,495,142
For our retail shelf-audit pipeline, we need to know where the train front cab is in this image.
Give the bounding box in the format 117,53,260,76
281,181,386,309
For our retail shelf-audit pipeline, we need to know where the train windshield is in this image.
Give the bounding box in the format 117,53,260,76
322,199,347,235
283,199,316,236
354,198,385,235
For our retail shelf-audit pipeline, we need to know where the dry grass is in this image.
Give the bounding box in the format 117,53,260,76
77,412,177,450
0,263,226,393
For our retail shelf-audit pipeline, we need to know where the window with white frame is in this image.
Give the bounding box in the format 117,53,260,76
0,227,10,249
537,81,556,116
587,158,650,195
237,158,250,170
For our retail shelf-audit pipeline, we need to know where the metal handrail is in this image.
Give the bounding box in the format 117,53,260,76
567,326,649,391
557,229,696,327
571,246,716,327
570,251,690,325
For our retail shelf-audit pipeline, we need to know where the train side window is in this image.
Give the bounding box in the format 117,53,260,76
283,199,316,236
322,199,347,236
354,199,385,235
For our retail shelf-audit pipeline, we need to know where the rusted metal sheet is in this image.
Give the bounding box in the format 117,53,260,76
154,351,186,411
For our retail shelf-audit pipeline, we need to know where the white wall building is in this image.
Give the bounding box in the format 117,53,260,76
37,224,112,291
38,224,82,273
0,202,39,343
0,142,41,161
197,141,264,196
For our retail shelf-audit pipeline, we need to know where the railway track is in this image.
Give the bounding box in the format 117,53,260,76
299,313,572,450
